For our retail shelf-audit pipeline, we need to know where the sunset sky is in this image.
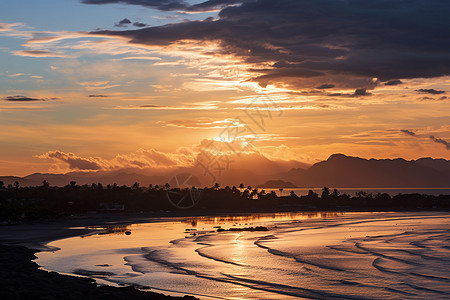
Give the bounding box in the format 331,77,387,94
1,0,449,177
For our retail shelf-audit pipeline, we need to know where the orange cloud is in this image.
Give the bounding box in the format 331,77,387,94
37,148,197,173
37,151,106,170
35,139,308,177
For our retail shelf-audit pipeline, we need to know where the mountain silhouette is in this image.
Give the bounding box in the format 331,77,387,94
1,154,449,188
278,154,450,188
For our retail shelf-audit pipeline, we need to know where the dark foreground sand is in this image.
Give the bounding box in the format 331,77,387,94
0,214,209,300
0,244,198,300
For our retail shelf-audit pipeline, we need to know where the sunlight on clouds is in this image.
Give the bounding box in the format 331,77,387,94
0,22,33,38
113,102,219,110
121,56,161,60
80,80,120,90
161,118,245,129
182,78,261,92
1,2,450,179
9,20,447,107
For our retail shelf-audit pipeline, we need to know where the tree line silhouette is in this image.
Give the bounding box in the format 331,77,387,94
0,180,449,222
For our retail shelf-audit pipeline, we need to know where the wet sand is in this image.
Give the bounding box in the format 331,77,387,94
31,211,450,299
0,213,206,299
2,211,448,299
0,244,198,299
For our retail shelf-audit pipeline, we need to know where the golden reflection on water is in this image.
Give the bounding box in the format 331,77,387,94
180,211,344,228
37,212,450,300
41,212,346,268
83,225,129,235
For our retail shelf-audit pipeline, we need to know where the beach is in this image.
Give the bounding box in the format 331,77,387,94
0,211,450,299
0,244,198,300
0,213,204,300
3,211,449,299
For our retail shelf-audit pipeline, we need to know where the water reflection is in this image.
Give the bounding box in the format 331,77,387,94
37,211,450,300
81,225,130,236
180,211,344,228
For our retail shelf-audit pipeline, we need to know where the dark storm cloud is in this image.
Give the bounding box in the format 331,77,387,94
115,18,132,27
91,0,450,88
430,136,450,150
384,80,403,86
401,129,416,136
82,0,243,12
416,89,445,95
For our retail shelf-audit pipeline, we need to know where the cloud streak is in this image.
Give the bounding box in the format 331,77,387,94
3,96,43,102
114,103,218,110
162,118,245,129
417,89,445,95
13,50,70,58
401,129,416,136
88,94,109,97
3,95,59,102
385,80,403,86
430,136,450,150
81,0,244,12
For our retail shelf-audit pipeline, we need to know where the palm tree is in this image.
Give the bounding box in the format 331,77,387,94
321,186,330,198
250,188,258,199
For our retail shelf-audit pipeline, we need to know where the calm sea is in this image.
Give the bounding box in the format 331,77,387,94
263,188,450,196
37,211,450,299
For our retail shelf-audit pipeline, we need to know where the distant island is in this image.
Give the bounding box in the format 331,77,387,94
256,180,298,188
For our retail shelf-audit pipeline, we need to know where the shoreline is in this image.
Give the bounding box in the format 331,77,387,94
1,208,448,250
1,209,448,299
0,244,198,299
0,212,210,299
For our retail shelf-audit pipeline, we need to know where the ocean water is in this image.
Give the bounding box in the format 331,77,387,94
37,212,450,299
265,188,450,197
